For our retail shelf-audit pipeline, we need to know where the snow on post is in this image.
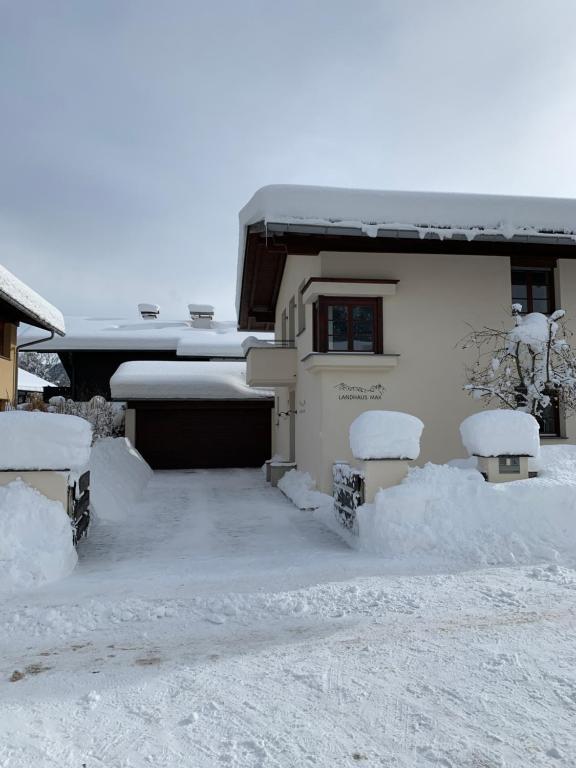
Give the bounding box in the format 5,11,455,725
0,411,93,470
460,410,540,458
349,411,424,460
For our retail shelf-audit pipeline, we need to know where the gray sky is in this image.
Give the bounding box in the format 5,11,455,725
2,0,576,321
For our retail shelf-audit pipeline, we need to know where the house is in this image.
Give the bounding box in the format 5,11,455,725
17,304,272,400
17,368,56,403
0,264,65,409
237,185,576,493
110,360,273,469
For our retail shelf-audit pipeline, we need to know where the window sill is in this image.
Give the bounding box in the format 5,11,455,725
301,352,399,373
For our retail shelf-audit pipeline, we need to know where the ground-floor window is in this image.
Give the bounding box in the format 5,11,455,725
313,297,382,353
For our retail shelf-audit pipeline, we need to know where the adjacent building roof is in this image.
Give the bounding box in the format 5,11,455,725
237,184,576,329
0,264,65,335
17,368,56,393
17,314,272,355
110,361,273,400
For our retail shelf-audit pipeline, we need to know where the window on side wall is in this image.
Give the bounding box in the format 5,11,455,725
511,266,555,314
0,321,9,359
313,297,382,353
297,281,306,335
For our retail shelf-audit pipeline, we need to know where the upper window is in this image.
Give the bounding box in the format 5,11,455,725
313,297,382,353
511,267,555,315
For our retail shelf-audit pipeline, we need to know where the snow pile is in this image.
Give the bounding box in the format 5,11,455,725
0,479,77,592
0,263,65,334
278,469,332,510
349,411,424,460
0,411,92,470
110,360,273,400
460,410,540,457
89,437,153,522
355,446,576,566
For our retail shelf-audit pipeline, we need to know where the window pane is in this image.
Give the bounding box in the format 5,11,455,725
328,305,349,351
352,305,375,351
533,299,550,313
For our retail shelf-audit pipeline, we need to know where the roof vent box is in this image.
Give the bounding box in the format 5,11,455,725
188,304,215,328
138,303,160,320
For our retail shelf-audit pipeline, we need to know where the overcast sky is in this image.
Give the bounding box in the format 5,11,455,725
2,0,576,321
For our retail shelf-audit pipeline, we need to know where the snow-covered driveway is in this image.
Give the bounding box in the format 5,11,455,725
1,470,575,767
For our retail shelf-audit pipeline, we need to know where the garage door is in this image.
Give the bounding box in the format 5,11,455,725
134,401,273,470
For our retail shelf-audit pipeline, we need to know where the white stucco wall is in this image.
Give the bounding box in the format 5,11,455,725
269,248,576,493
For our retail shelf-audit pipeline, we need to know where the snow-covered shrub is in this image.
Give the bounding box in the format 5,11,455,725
349,410,424,460
0,479,77,592
49,397,126,441
460,410,540,457
462,308,576,421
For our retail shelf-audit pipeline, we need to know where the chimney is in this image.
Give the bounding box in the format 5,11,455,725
188,304,214,327
138,303,160,320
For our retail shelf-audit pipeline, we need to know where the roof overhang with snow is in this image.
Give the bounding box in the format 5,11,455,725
0,264,65,335
237,185,576,331
110,361,274,401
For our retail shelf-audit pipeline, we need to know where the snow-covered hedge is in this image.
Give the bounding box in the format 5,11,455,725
89,437,153,522
0,479,77,592
349,410,424,460
0,411,92,470
460,410,540,457
353,446,576,566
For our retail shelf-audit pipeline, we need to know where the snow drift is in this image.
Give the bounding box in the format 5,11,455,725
278,469,331,510
460,410,540,457
355,446,576,566
349,410,424,460
0,411,92,470
89,437,153,522
0,479,77,592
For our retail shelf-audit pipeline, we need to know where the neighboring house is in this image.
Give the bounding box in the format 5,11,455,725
18,304,272,400
17,368,56,403
0,264,65,409
110,360,273,469
237,185,576,493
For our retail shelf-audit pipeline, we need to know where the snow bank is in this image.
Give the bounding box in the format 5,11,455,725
0,263,65,334
0,479,77,592
110,360,273,400
460,410,540,457
349,411,424,460
278,469,332,510
355,446,576,566
89,437,153,522
0,411,92,470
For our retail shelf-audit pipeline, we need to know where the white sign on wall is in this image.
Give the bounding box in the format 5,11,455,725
333,383,385,401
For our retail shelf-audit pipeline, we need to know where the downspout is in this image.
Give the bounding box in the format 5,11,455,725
15,330,55,405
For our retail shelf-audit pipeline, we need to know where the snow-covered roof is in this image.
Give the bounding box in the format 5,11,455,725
0,264,65,335
238,184,576,311
17,314,272,355
110,361,273,400
17,368,56,393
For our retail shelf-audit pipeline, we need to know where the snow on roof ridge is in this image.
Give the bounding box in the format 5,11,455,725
0,264,65,335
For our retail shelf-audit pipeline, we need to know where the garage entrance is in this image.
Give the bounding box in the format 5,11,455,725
132,400,273,470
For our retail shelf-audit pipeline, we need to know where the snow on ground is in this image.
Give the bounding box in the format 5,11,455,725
0,480,77,592
1,468,575,767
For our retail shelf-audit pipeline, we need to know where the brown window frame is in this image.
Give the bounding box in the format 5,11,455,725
313,296,383,354
511,264,556,315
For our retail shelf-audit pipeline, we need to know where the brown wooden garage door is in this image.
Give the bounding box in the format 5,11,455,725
133,400,273,470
